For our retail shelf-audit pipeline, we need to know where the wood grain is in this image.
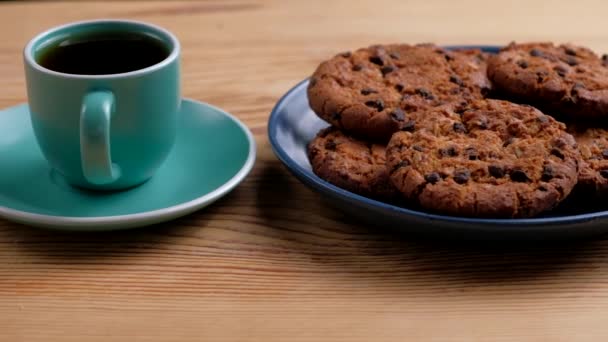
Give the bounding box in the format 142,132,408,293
3,0,608,341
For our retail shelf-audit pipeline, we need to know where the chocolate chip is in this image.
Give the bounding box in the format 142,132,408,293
475,117,488,130
536,71,548,83
602,149,608,159
453,122,467,133
425,172,441,184
510,168,530,182
566,56,578,66
395,83,404,92
551,148,565,160
361,88,378,95
453,169,471,184
393,160,410,172
413,145,424,152
530,49,543,57
390,109,405,122
444,53,454,62
339,51,352,58
538,185,548,192
554,65,568,77
571,83,585,94
449,75,463,86
488,165,505,178
309,77,317,87
331,112,341,121
381,65,396,76
415,88,434,100
369,56,384,66
503,137,515,147
454,106,467,115
448,146,459,156
389,52,400,60
541,165,554,181
439,146,458,157
464,147,478,160
352,64,363,71
538,115,549,123
364,99,384,112
517,60,529,69
564,47,577,56
324,140,337,150
553,138,567,148
401,120,415,132
603,54,608,61
601,170,608,179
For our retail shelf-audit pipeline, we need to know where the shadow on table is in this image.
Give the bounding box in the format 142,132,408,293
254,162,608,288
3,160,606,291
0,194,232,262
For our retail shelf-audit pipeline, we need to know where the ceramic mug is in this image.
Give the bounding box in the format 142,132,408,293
23,19,181,191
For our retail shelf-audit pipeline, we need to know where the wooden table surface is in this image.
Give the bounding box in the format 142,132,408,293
3,1,608,341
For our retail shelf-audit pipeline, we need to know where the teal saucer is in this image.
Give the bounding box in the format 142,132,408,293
0,98,256,231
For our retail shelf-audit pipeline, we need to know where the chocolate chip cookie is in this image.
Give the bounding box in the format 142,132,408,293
488,42,608,120
567,126,608,196
307,44,491,141
386,99,580,218
307,127,397,199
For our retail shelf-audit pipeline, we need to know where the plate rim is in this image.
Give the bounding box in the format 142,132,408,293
267,45,608,229
0,97,257,230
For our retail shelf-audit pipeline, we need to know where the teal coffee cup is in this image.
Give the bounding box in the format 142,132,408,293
23,19,181,190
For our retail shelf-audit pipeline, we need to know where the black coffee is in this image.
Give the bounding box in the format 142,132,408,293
37,32,170,75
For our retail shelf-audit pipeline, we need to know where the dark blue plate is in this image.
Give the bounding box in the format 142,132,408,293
267,46,608,239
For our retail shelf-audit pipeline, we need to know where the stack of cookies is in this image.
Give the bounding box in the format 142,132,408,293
306,42,608,218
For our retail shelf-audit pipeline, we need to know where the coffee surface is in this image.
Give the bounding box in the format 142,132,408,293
37,32,170,75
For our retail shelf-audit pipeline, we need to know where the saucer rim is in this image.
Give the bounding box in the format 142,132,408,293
0,97,256,230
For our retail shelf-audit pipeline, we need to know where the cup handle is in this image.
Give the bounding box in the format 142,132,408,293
80,90,120,185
